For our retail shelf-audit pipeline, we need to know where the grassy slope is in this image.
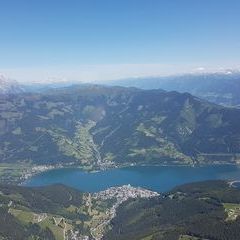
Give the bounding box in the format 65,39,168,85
0,184,116,240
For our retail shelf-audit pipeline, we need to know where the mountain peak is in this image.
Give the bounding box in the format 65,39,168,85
0,75,24,94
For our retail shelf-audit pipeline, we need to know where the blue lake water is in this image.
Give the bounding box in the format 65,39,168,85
24,165,240,193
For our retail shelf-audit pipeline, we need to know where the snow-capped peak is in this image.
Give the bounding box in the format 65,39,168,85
0,75,24,94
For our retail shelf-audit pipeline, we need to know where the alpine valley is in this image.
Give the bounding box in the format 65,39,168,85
1,81,240,240
2,1,240,239
0,84,240,182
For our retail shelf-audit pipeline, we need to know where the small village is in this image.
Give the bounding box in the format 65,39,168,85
90,185,160,240
94,184,160,201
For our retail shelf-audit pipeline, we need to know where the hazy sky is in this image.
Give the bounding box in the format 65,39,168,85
0,0,240,83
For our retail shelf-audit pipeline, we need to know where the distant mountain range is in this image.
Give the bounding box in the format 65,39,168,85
105,71,240,107
2,71,240,107
0,85,240,178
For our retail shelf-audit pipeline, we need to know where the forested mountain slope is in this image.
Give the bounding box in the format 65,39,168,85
105,180,240,240
1,181,240,240
0,85,240,171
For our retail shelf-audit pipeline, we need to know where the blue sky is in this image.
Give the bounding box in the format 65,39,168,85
0,0,240,82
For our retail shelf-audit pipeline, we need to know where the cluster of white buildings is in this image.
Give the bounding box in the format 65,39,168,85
94,184,160,201
66,230,89,240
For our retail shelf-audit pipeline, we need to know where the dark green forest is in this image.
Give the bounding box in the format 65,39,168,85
105,181,240,240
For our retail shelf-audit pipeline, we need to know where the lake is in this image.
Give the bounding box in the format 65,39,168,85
24,165,240,193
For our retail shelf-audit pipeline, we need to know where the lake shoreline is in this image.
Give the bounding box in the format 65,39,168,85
22,164,240,193
20,162,240,185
